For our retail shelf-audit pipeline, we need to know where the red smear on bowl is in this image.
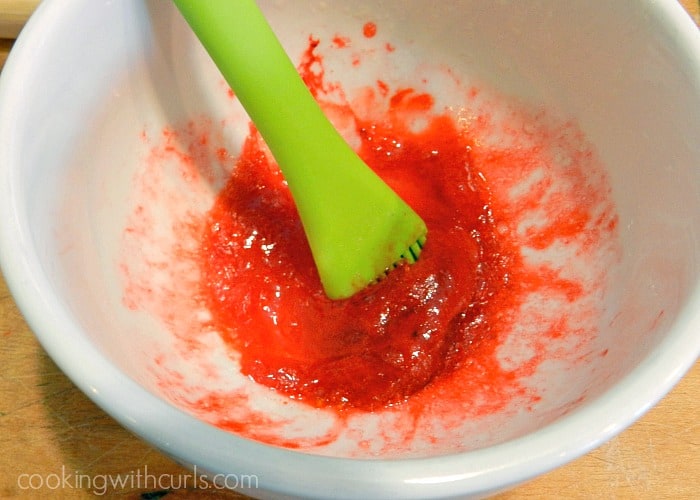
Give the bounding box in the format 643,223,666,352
121,25,619,452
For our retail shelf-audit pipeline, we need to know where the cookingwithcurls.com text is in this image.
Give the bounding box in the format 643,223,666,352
16,464,259,496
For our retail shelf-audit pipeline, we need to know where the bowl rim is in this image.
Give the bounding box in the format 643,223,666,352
1,0,699,498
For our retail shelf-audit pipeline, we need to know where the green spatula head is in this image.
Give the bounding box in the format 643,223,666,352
173,0,427,299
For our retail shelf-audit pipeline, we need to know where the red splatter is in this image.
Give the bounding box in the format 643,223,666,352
297,36,326,97
332,35,350,48
363,22,377,38
389,88,435,112
376,80,390,96
122,26,619,449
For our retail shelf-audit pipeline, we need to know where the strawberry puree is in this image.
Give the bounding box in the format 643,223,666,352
199,95,504,411
120,25,619,451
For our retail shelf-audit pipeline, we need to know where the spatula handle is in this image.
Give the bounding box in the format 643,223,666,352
172,0,352,193
173,0,427,299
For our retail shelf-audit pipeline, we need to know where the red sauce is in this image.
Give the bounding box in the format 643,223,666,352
122,23,619,449
199,91,508,411
363,22,377,38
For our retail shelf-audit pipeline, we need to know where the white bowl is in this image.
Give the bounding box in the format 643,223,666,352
1,0,699,498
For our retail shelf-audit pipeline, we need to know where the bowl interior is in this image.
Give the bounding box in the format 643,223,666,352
3,0,700,480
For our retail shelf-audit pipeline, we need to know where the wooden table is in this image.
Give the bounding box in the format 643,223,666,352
1,2,699,498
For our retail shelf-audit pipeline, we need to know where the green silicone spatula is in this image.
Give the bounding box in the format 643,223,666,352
173,0,427,300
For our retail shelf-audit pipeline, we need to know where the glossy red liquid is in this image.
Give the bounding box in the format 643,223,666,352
124,26,618,445
199,88,509,411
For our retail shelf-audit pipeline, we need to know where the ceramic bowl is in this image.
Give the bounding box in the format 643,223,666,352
1,1,699,498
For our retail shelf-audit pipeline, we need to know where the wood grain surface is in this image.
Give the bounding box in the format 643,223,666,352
0,0,39,38
1,1,699,498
